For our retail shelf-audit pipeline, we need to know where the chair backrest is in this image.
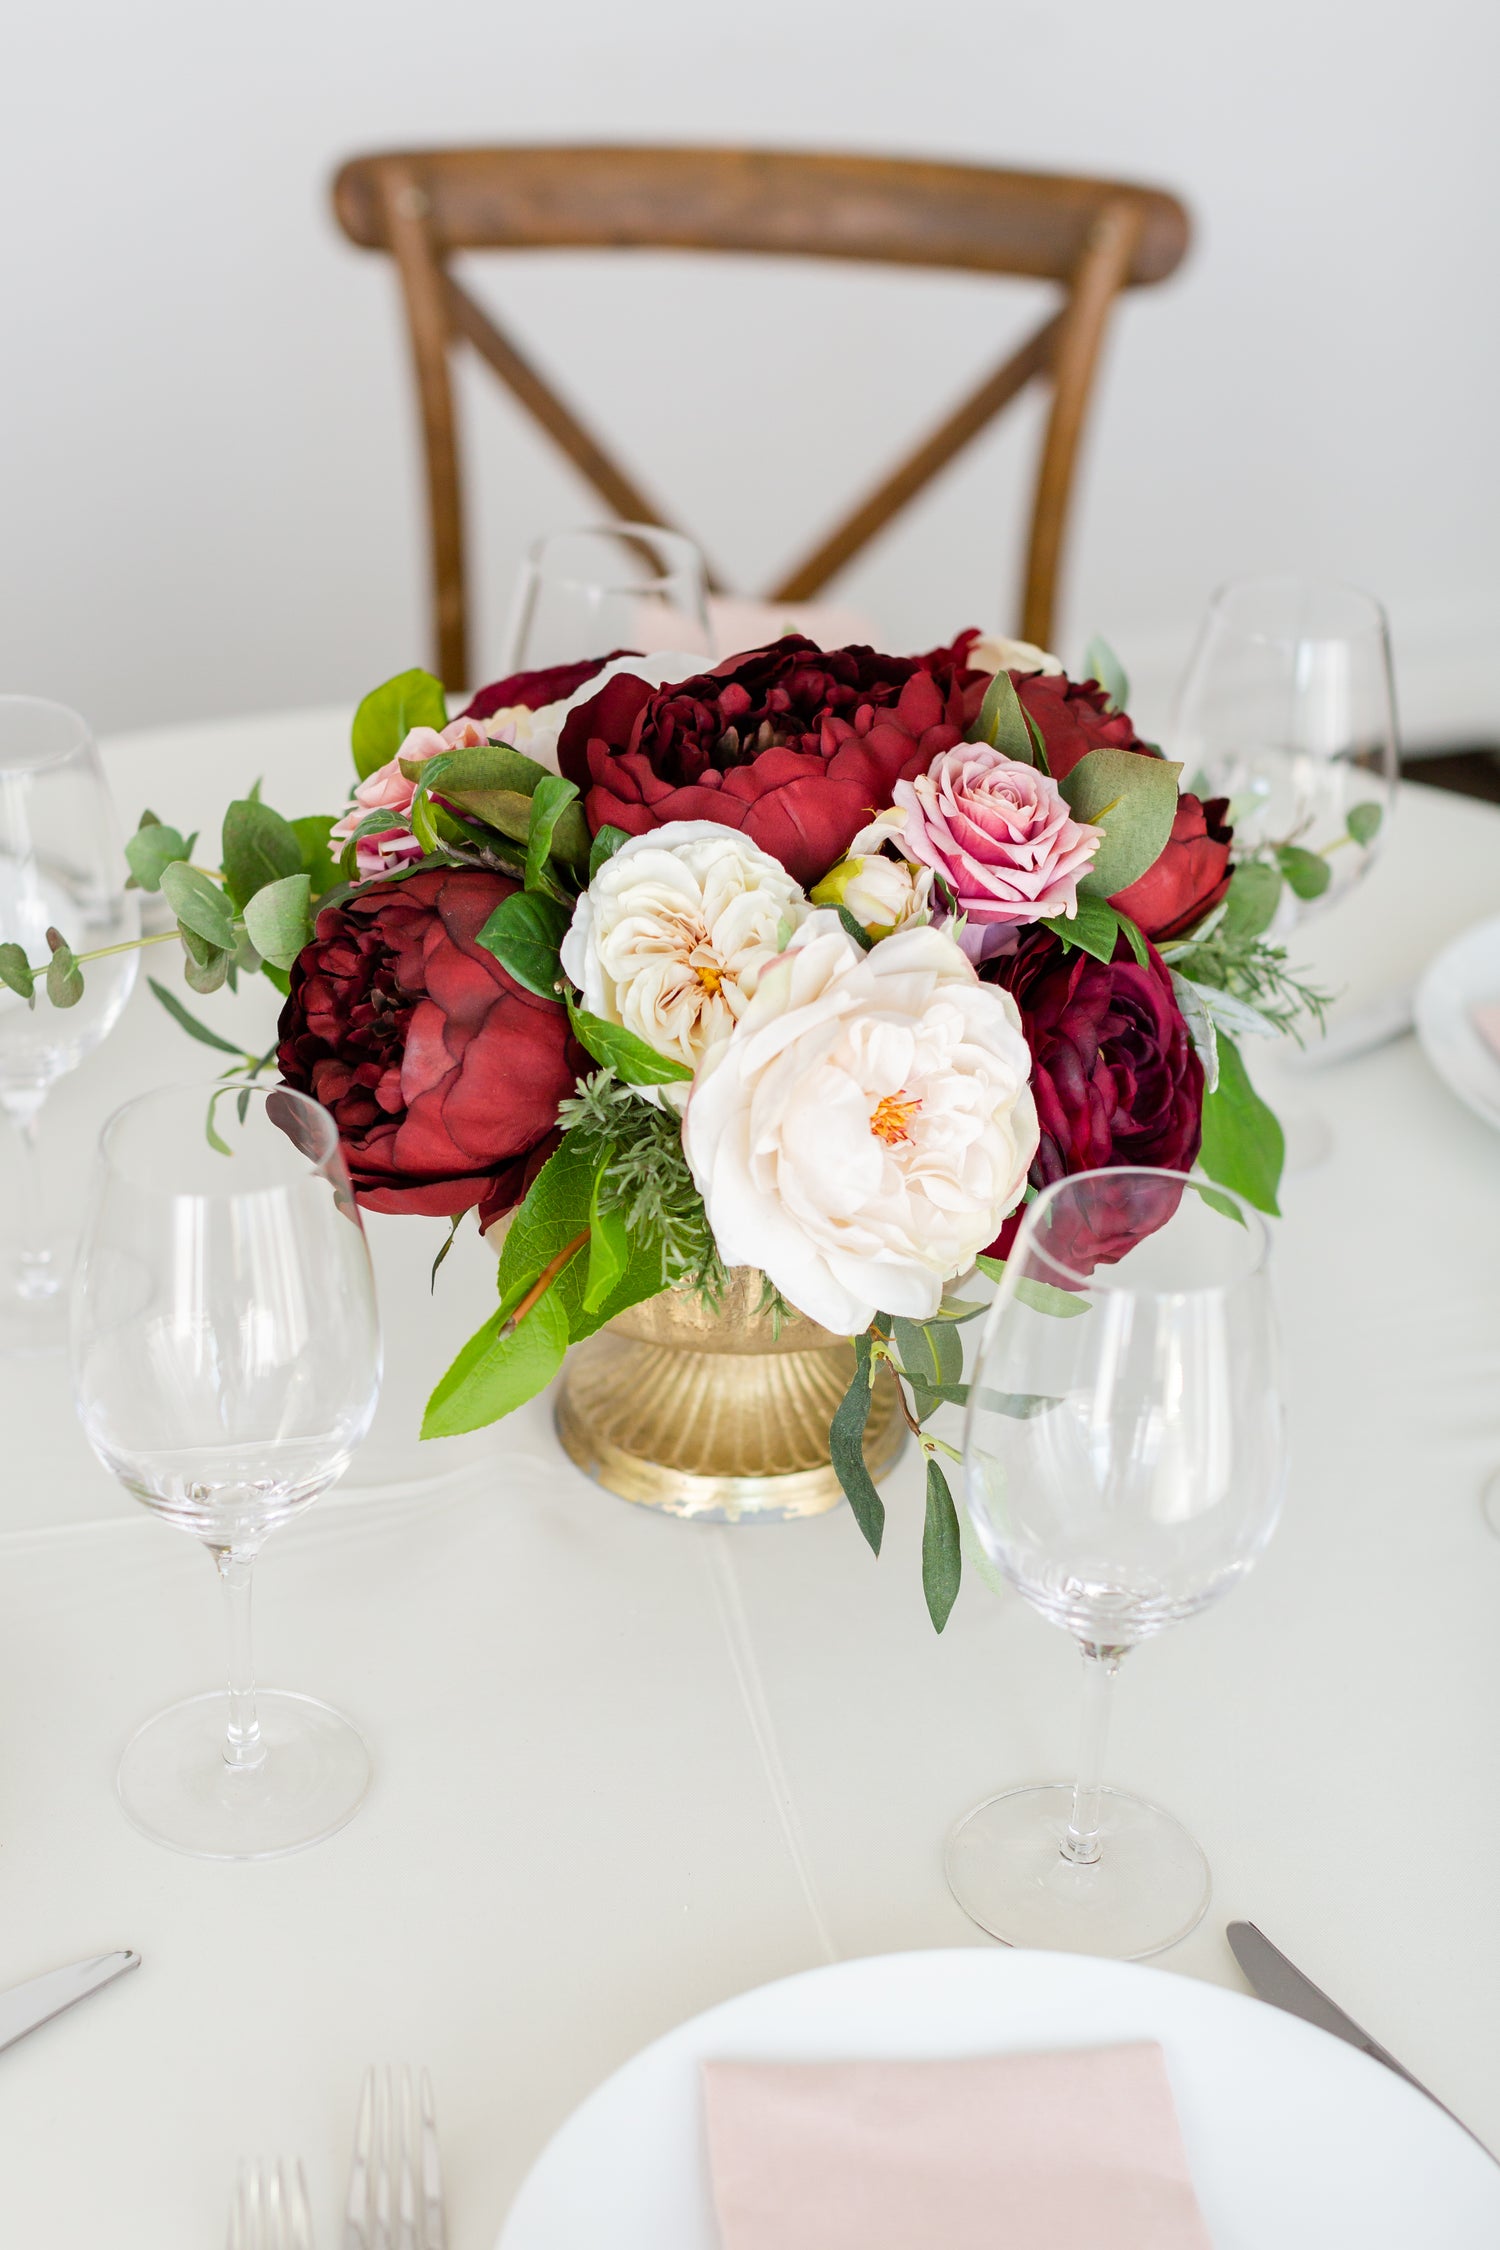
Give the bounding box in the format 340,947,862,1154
333,145,1190,689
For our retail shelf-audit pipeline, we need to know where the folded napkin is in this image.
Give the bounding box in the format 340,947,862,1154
704,2044,1212,2250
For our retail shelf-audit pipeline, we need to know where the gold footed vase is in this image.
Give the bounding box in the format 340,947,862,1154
555,1267,905,1522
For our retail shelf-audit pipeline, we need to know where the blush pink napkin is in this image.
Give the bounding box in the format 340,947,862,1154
703,2044,1212,2250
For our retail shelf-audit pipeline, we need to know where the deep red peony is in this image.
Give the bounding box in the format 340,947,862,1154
1013,670,1157,781
461,653,626,724
556,637,986,888
982,925,1204,1269
1110,793,1233,941
278,866,582,1228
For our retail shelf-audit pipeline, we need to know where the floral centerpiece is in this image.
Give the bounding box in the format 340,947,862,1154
21,628,1347,1627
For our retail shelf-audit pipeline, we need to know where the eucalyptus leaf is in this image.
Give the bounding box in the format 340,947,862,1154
1275,843,1332,902
1347,801,1384,848
44,933,83,1008
830,1332,885,1556
568,1004,693,1085
476,888,569,998
1220,860,1283,942
0,943,36,1006
291,813,341,901
1170,972,1221,1094
124,820,189,892
921,1456,962,1632
1198,1031,1283,1216
1081,634,1130,713
351,668,447,781
183,939,231,995
967,665,1035,762
1060,749,1182,897
221,798,303,910
975,1254,1089,1318
242,872,313,972
892,1315,964,1391
160,862,236,951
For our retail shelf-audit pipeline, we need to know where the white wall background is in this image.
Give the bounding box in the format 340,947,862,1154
3,0,1496,746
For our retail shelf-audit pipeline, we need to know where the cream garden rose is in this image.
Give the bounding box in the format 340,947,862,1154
683,913,1040,1334
559,822,809,1099
965,633,1066,678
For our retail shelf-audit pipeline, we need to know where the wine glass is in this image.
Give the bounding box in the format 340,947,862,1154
0,698,139,1351
71,1083,381,1860
1173,576,1399,920
501,522,712,671
948,1167,1286,1959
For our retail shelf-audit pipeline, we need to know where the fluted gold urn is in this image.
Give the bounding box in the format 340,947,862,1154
555,1267,904,1521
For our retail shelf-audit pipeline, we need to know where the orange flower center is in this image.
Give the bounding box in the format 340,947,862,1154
695,962,723,995
869,1091,922,1146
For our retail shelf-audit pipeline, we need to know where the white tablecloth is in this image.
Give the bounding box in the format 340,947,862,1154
2,708,1498,2243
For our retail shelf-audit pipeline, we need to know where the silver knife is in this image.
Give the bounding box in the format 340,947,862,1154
0,1950,140,2056
1227,1921,1492,2158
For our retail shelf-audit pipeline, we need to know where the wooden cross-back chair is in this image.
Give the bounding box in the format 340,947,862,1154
332,146,1190,690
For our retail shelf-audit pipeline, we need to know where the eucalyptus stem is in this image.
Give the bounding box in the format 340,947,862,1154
72,928,182,965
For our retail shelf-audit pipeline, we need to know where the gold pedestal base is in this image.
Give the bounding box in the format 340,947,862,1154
555,1270,904,1522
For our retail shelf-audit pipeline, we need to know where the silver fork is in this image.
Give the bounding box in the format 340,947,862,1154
227,2158,315,2250
343,2065,447,2250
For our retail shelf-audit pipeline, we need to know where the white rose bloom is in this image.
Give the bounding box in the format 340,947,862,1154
684,913,1039,1334
965,633,1065,678
560,822,810,1103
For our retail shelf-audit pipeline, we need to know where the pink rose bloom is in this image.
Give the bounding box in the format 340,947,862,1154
332,715,493,881
893,743,1101,957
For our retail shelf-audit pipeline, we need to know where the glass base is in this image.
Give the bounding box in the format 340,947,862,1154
945,1783,1211,1959
117,1690,371,1861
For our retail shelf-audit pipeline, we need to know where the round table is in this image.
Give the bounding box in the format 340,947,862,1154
3,708,1498,2244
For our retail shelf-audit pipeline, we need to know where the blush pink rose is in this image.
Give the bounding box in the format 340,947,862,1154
332,715,493,880
893,743,1101,953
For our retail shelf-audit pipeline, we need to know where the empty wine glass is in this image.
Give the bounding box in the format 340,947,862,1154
71,1083,381,1859
1173,577,1399,920
0,698,139,1351
948,1168,1286,1959
501,522,712,672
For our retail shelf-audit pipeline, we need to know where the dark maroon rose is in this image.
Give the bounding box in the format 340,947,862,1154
556,636,986,889
278,866,583,1230
461,652,632,724
982,925,1203,1270
1110,794,1234,941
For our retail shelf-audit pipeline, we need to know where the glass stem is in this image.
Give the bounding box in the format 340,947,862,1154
1062,1642,1124,1866
216,1550,265,1772
4,1089,56,1301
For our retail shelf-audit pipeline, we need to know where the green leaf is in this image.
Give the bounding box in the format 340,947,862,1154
829,1332,885,1555
147,975,244,1053
975,1254,1089,1318
967,665,1035,762
221,798,303,911
0,942,36,1006
498,1129,665,1344
1040,893,1127,965
477,889,569,998
1198,1032,1283,1216
421,1286,569,1439
1113,909,1149,967
242,872,313,972
351,668,448,780
1060,748,1183,898
1220,860,1283,941
921,1456,962,1632
1081,634,1130,714
204,1087,235,1156
291,814,341,902
525,773,582,895
408,786,443,855
583,1160,630,1315
568,1004,694,1085
834,904,875,953
124,819,189,892
161,861,236,951
44,932,83,1008
1347,800,1383,848
589,824,631,880
181,927,231,994
1275,843,1332,902
892,1315,964,1392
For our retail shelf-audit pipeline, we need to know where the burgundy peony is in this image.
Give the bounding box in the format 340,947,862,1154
1109,793,1233,941
1013,670,1157,782
982,925,1203,1270
278,865,583,1228
461,654,626,724
556,636,986,889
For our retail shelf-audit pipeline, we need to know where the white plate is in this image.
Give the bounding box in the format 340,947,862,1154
498,1948,1500,2248
1415,913,1500,1131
